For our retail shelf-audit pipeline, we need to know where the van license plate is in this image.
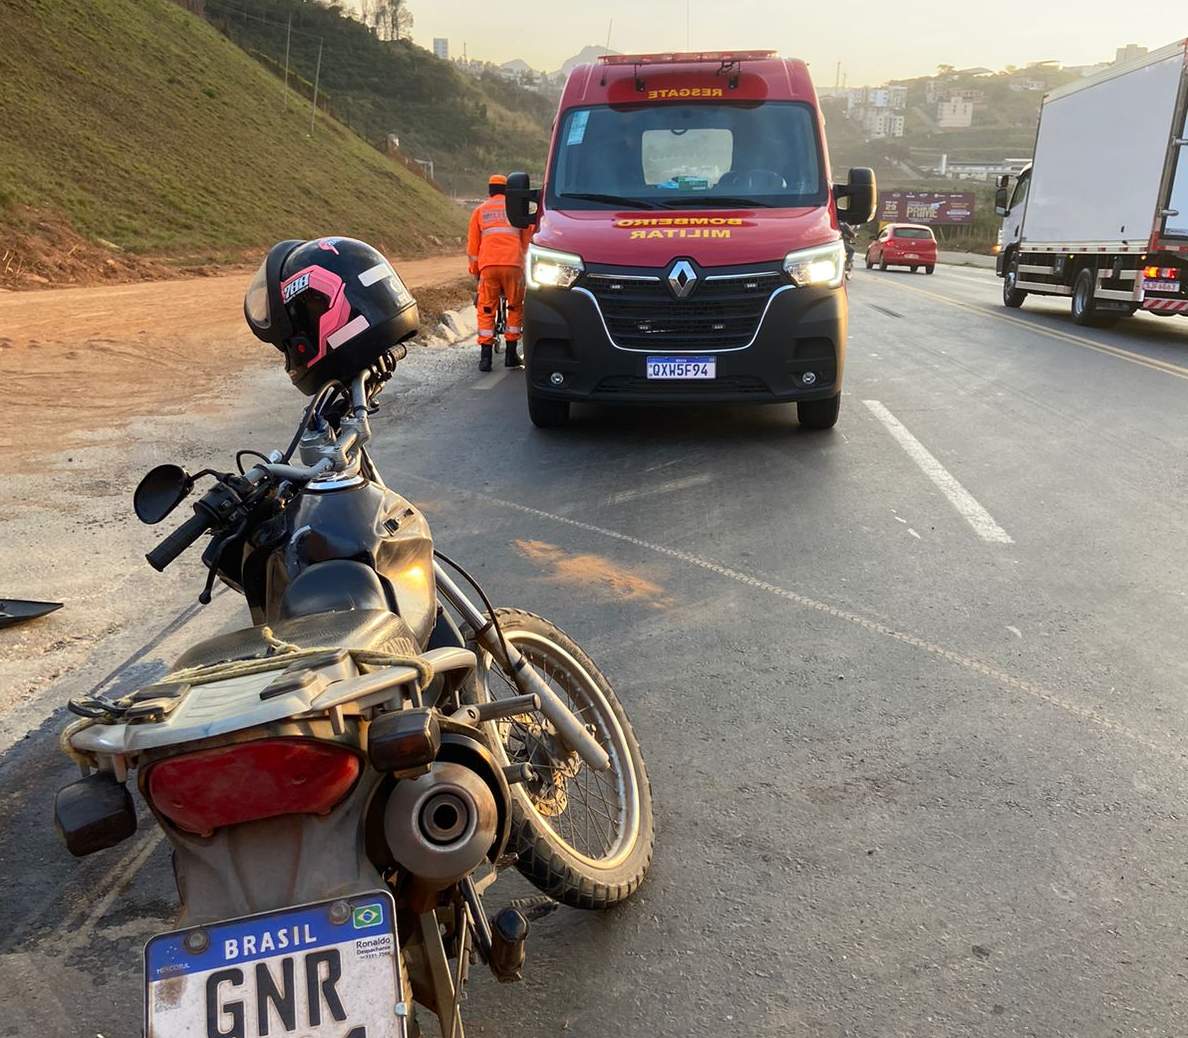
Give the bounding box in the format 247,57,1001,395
145,891,403,1038
646,356,716,379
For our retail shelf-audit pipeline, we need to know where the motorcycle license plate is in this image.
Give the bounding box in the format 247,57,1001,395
145,892,403,1038
646,356,716,379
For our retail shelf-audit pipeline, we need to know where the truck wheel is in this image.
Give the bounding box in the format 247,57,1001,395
798,393,841,430
527,390,570,429
1071,268,1111,326
1002,261,1027,308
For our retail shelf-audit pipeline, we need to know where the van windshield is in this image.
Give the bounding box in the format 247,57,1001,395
548,102,826,211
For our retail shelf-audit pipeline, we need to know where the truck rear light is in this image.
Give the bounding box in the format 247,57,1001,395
145,739,361,836
1143,266,1179,279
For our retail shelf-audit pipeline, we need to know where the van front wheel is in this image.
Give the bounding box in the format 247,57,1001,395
527,390,570,428
798,393,841,430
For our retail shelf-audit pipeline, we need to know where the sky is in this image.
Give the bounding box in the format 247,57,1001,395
410,1,1185,84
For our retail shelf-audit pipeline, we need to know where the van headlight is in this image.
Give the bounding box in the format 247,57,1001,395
527,244,585,290
783,240,846,289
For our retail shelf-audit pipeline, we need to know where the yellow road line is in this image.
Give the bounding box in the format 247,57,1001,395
882,279,1188,382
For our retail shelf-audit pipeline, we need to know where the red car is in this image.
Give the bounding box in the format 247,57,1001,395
866,223,937,274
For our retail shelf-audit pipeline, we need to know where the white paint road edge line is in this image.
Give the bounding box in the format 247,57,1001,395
395,471,1164,755
473,368,512,391
55,830,165,952
862,400,1014,545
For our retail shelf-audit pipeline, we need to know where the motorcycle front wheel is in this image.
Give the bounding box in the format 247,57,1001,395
469,608,654,909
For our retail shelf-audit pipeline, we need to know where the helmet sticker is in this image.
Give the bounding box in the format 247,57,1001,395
281,271,311,302
358,261,395,287
317,238,341,255
326,314,371,350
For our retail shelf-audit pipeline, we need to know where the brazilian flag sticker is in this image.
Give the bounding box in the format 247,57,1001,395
352,903,384,930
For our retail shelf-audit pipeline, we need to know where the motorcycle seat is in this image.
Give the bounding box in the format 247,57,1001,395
172,609,419,671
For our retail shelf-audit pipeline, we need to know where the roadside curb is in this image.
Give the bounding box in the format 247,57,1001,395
417,304,477,348
938,251,996,269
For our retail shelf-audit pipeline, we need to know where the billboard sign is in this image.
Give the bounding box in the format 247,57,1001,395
878,191,976,225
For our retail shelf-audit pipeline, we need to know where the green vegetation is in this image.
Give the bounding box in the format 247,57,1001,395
201,0,554,196
0,0,465,259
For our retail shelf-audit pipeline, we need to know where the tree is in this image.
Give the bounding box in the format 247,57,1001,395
366,0,413,41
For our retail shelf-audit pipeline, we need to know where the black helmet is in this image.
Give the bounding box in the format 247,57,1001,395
244,237,420,395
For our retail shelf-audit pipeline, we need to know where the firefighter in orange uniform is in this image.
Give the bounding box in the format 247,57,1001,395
468,174,533,371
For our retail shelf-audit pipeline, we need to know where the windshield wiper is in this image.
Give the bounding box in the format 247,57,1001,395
656,196,775,209
559,193,659,210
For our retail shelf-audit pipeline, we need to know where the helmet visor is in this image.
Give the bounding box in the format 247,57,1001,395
244,259,270,330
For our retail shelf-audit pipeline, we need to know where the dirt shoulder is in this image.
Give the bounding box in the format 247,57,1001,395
1,256,471,472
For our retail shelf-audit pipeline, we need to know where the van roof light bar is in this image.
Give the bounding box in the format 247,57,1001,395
597,50,777,67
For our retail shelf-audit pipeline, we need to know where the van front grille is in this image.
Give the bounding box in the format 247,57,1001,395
583,272,781,350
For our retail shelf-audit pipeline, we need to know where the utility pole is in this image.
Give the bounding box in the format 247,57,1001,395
283,13,292,110
310,38,323,136
685,0,690,50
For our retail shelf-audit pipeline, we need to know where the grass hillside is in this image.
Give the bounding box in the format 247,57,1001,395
0,0,465,283
202,0,554,197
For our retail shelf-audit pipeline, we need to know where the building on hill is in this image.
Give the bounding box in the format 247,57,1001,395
863,109,905,139
433,38,449,61
1115,43,1148,65
1010,77,1046,92
935,156,1032,181
937,96,974,129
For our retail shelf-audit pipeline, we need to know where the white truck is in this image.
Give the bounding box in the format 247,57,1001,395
995,40,1188,325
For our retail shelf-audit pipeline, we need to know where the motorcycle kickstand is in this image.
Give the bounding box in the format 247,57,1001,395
418,908,468,1038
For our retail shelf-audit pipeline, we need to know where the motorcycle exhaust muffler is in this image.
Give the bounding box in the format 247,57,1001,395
384,761,498,889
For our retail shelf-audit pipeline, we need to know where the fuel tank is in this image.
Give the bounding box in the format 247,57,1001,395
265,480,436,645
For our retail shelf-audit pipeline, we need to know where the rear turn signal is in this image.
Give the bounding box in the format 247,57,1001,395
145,739,361,836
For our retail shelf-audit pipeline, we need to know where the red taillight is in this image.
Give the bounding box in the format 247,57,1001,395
1144,265,1179,280
146,739,361,836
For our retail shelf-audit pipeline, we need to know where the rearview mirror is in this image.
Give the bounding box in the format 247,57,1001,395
505,171,541,230
836,167,877,225
996,174,1011,189
995,186,1010,217
134,464,193,525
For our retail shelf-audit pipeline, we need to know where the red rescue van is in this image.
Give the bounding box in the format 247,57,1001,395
506,51,876,428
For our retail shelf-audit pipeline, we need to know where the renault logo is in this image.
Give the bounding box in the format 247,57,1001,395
667,260,698,299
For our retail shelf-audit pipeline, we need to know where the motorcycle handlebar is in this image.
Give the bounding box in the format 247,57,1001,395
146,509,213,572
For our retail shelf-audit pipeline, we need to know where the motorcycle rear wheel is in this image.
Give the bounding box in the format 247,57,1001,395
469,608,654,909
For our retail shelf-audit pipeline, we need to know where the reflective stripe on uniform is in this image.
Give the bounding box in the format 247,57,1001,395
505,325,523,334
481,226,519,237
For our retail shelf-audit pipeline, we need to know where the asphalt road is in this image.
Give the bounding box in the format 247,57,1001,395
3,264,1188,1037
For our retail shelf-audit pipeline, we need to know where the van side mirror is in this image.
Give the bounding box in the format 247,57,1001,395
994,186,1010,217
836,167,877,225
505,171,540,230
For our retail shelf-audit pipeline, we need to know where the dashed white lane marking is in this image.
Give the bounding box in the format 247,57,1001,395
607,473,712,505
398,471,1164,754
863,399,1014,545
474,368,512,391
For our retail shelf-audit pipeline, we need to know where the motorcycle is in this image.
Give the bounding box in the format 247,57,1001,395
55,350,654,1037
841,226,856,281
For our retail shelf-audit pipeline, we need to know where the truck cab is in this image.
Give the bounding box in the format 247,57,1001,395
505,51,876,429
